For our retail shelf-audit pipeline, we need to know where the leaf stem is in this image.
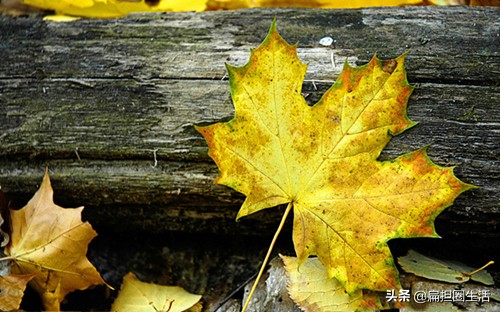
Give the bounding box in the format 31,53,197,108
465,260,495,277
0,256,14,262
241,202,293,312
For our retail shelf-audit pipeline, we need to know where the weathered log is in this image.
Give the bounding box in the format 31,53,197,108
0,7,498,240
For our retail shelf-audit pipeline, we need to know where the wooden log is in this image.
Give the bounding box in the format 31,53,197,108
0,7,498,240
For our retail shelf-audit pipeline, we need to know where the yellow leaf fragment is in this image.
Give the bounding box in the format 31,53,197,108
4,171,105,310
40,279,62,312
43,14,82,22
112,272,202,312
23,0,206,19
282,255,384,312
196,22,474,293
0,273,34,311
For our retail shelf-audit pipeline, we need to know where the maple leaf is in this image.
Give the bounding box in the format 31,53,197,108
3,171,106,310
196,22,474,293
111,272,202,312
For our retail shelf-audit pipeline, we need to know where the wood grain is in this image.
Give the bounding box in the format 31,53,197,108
0,7,498,239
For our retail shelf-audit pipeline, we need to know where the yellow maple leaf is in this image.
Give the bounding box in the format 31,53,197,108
111,272,202,312
196,22,474,293
0,273,34,311
4,171,106,311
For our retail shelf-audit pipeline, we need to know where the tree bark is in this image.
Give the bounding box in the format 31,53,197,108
0,7,498,239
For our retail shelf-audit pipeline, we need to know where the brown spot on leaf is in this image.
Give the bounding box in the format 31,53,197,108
382,60,397,74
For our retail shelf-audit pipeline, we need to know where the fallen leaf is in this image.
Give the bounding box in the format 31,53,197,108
281,255,386,311
4,171,106,311
398,250,494,285
0,273,34,311
23,0,206,18
111,272,202,312
196,21,474,293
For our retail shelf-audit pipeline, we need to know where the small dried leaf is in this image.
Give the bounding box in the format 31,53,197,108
112,272,202,312
5,171,106,310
